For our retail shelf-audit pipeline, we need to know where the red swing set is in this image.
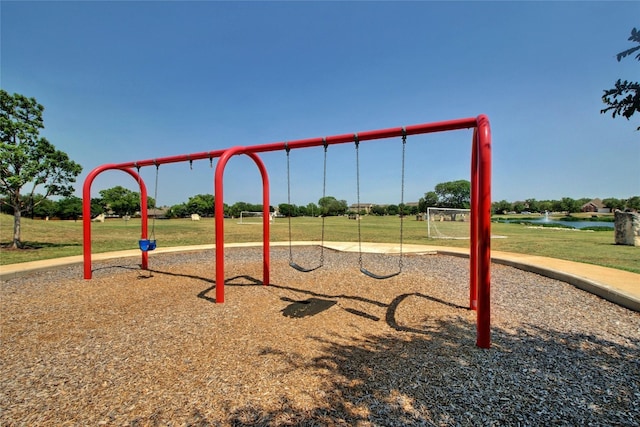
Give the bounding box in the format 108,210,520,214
82,115,492,348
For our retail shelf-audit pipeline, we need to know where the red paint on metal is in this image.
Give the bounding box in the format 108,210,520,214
214,147,270,303
81,115,492,347
470,128,479,311
109,150,227,170
475,115,492,349
82,165,149,279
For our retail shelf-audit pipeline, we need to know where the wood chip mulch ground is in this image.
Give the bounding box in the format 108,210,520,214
1,247,639,426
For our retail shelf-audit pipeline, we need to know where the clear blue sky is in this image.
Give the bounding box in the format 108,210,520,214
2,1,639,207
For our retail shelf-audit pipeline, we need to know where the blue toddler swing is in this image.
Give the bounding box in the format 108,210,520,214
138,163,160,252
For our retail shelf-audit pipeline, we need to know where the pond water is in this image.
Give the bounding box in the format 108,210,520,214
501,218,614,229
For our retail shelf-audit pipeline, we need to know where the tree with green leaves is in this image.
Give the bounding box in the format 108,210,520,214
603,197,626,211
186,194,214,217
370,205,386,216
558,197,580,214
166,203,187,219
278,203,297,217
98,186,142,217
91,197,107,217
434,180,471,209
0,90,82,248
32,195,58,219
305,202,319,217
56,196,83,220
511,201,526,213
524,198,540,213
492,200,512,215
318,196,348,216
538,200,553,213
601,27,640,130
227,201,265,218
418,191,438,213
626,196,640,211
386,204,399,216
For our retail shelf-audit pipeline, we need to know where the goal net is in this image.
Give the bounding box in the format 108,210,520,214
238,211,274,224
426,207,471,239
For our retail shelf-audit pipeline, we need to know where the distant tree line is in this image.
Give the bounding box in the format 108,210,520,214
0,194,84,220
416,180,640,214
278,196,348,217
2,182,637,220
0,186,156,220
492,196,640,215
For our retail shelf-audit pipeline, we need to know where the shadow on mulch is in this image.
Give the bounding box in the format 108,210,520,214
132,266,639,425
281,297,337,318
223,318,640,426
137,267,471,327
1,241,81,250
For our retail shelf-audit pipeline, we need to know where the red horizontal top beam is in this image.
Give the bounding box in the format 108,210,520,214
110,116,478,169
249,117,478,154
113,149,228,169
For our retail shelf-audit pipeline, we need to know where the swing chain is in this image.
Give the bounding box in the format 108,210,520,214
285,143,295,264
134,162,143,215
355,130,406,276
399,128,407,270
320,138,328,265
354,134,363,268
286,141,326,271
150,161,160,239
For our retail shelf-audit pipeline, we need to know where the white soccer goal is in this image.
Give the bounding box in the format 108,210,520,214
238,211,274,224
426,207,471,239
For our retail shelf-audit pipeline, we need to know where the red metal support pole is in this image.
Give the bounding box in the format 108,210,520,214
137,167,150,271
214,147,271,303
475,114,492,349
251,152,271,287
82,165,149,278
214,151,232,303
470,127,479,311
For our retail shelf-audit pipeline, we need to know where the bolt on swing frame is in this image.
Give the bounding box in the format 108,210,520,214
82,115,491,348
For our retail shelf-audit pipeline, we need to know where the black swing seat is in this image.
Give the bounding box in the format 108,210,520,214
360,267,400,280
139,239,157,252
289,261,322,273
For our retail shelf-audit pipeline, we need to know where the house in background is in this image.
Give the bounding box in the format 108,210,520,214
350,203,374,214
581,198,610,213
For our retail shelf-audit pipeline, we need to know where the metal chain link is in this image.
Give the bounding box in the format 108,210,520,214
285,144,294,264
151,162,159,240
399,130,406,270
287,142,326,269
354,136,363,268
355,132,406,275
320,139,327,265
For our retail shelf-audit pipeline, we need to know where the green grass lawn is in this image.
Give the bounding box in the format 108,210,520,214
1,213,639,274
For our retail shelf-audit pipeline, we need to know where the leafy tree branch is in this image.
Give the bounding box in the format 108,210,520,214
601,27,640,130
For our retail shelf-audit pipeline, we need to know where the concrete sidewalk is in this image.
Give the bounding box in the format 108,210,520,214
1,241,638,312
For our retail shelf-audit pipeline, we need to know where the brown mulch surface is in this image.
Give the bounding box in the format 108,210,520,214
1,247,639,426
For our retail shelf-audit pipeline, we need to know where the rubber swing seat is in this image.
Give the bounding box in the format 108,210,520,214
139,239,157,252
